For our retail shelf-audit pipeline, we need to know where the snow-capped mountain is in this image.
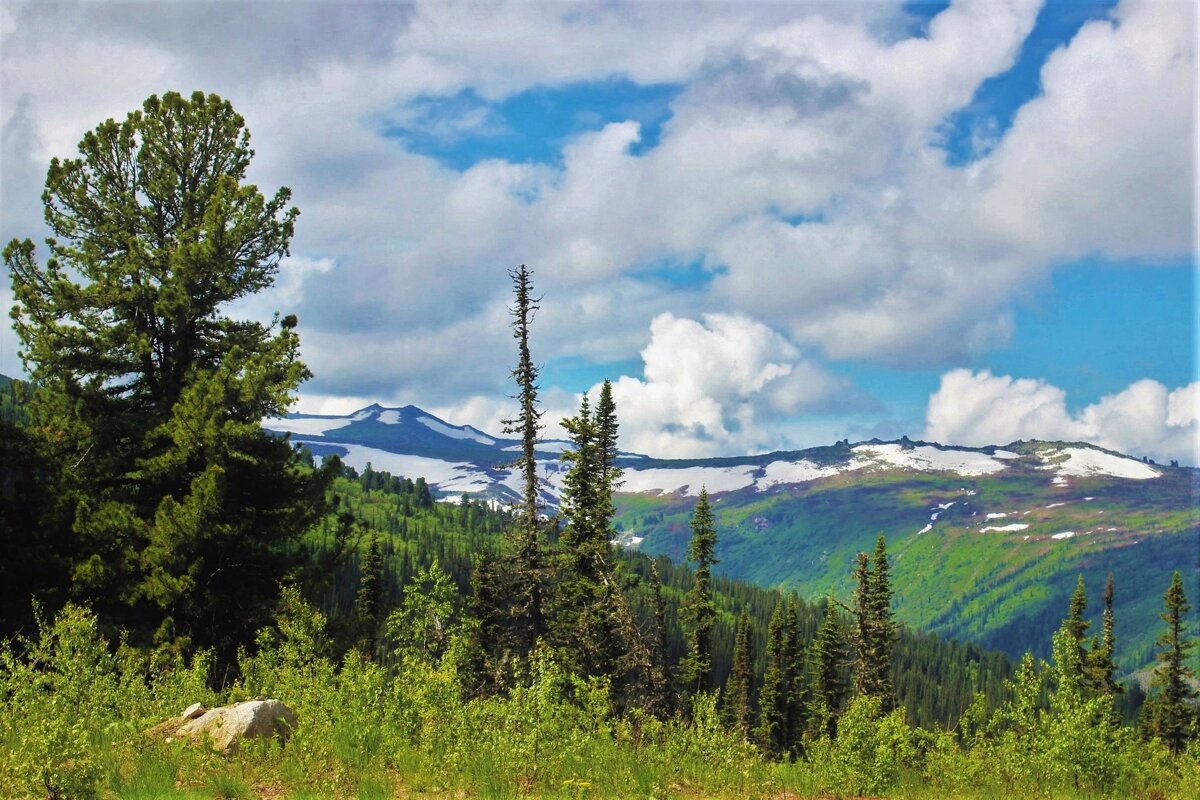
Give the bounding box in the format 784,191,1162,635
264,404,1166,503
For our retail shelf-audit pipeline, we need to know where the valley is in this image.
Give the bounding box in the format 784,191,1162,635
266,404,1199,674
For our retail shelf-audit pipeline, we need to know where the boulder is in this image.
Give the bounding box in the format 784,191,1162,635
155,699,296,754
181,702,207,720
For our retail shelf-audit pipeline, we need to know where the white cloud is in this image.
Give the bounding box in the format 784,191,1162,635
595,313,847,458
972,0,1196,259
1,0,1192,444
923,369,1200,465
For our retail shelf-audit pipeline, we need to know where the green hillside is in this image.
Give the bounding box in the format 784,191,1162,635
319,462,1014,731
615,455,1198,675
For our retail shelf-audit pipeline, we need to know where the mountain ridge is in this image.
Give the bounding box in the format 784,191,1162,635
265,402,1174,500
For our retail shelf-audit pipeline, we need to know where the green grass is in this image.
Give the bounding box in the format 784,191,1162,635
3,601,1198,800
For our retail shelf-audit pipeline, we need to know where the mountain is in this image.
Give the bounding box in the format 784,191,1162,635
265,404,1199,673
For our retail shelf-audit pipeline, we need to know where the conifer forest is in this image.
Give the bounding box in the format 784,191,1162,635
1,92,1197,799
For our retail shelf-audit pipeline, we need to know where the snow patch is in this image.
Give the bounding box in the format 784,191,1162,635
418,416,496,446
980,523,1029,533
757,459,841,489
1046,502,1066,509
620,465,758,496
985,513,1009,520
852,444,1009,476
503,440,575,454
1040,447,1160,480
263,416,352,436
311,441,489,494
918,523,933,535
377,410,400,424
993,450,1020,459
1051,531,1076,540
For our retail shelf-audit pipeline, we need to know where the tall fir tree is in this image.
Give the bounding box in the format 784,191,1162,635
725,611,755,740
556,391,623,681
593,380,622,520
1063,574,1092,687
853,535,897,708
680,487,719,697
1087,572,1122,700
806,598,848,739
1141,571,1197,754
782,597,807,754
642,562,676,719
755,601,789,758
4,91,338,668
354,533,386,660
499,264,546,659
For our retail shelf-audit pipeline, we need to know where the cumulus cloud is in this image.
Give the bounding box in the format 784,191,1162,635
972,0,1196,259
923,369,1200,465
596,313,849,458
1,0,1192,439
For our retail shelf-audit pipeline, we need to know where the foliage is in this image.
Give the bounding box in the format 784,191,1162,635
799,694,918,797
3,92,337,668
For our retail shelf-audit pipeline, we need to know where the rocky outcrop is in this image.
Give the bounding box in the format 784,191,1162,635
148,699,296,754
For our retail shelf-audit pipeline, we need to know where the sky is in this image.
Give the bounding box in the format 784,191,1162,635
1,0,1196,463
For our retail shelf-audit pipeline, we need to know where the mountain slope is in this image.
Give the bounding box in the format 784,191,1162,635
266,404,1199,672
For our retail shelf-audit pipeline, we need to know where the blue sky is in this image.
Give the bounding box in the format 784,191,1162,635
1,0,1195,462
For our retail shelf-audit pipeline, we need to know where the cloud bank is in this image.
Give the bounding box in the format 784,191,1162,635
1,0,1193,458
924,370,1200,465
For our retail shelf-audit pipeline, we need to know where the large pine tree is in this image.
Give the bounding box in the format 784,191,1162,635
5,91,337,667
1142,571,1197,754
853,535,897,708
556,390,623,680
499,264,547,658
1063,574,1092,688
680,488,719,697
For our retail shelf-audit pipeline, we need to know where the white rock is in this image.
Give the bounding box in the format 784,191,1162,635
175,699,297,754
181,702,207,721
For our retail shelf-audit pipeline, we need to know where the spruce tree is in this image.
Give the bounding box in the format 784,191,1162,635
806,598,847,739
643,562,676,719
782,597,807,754
5,91,337,667
594,379,622,520
503,264,544,541
853,535,897,708
1063,574,1092,688
499,264,546,658
354,533,386,660
1142,571,1197,754
756,601,789,758
725,611,755,740
1087,572,1122,699
556,392,621,679
680,488,719,697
